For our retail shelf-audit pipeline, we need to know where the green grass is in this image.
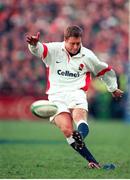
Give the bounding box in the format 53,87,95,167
0,119,130,179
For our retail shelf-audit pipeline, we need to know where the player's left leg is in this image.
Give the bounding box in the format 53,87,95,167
70,108,100,168
72,108,89,139
68,89,89,139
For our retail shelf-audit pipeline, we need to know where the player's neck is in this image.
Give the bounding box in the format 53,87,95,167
67,48,81,57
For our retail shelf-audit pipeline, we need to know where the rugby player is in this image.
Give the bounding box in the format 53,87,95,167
26,25,123,169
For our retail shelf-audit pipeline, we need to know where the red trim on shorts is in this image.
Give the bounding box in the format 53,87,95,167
45,67,50,93
81,72,91,91
96,66,112,77
42,44,48,59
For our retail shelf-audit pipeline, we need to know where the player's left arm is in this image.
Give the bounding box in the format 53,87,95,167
111,88,124,98
99,69,123,97
87,50,124,98
97,66,124,98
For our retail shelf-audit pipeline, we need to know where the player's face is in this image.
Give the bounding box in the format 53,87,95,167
65,37,81,55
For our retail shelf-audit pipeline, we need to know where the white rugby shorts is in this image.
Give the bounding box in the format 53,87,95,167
48,89,88,122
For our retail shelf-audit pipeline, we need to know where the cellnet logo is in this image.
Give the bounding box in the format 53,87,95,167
57,70,80,77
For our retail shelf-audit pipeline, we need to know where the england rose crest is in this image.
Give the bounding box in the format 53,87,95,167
79,63,84,71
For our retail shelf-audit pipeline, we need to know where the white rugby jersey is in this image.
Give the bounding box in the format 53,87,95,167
28,41,118,94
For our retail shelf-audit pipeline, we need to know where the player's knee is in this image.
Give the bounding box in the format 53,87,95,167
61,126,73,137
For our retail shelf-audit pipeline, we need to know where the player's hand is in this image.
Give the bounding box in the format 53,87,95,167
26,32,40,46
88,162,101,169
111,89,124,99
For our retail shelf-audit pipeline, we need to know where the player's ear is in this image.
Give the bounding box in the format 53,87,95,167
64,37,68,42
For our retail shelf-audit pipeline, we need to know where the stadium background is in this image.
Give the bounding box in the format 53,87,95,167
0,0,128,120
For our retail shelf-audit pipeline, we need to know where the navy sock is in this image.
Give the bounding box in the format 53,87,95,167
71,142,98,164
66,135,98,164
77,121,89,139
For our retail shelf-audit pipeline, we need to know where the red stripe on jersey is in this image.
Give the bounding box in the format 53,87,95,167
96,66,112,77
81,72,91,91
45,67,50,93
42,44,48,58
67,53,70,62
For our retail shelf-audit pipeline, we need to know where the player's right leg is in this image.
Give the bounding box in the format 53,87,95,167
53,112,100,169
54,112,74,138
48,92,100,168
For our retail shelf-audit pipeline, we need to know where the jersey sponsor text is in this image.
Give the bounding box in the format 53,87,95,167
57,70,80,77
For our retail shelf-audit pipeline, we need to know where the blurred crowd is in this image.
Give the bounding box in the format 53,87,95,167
0,0,129,118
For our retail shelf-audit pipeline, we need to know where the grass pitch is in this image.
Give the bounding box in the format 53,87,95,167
0,119,130,179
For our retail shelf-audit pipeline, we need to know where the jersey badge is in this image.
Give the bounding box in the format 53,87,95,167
79,63,84,71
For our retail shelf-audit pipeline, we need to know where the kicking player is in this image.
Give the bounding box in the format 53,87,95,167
26,25,123,169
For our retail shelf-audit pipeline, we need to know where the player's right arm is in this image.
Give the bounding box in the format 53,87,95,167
26,32,45,58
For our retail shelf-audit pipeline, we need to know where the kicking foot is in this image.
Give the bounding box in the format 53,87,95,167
72,130,85,150
88,162,101,169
